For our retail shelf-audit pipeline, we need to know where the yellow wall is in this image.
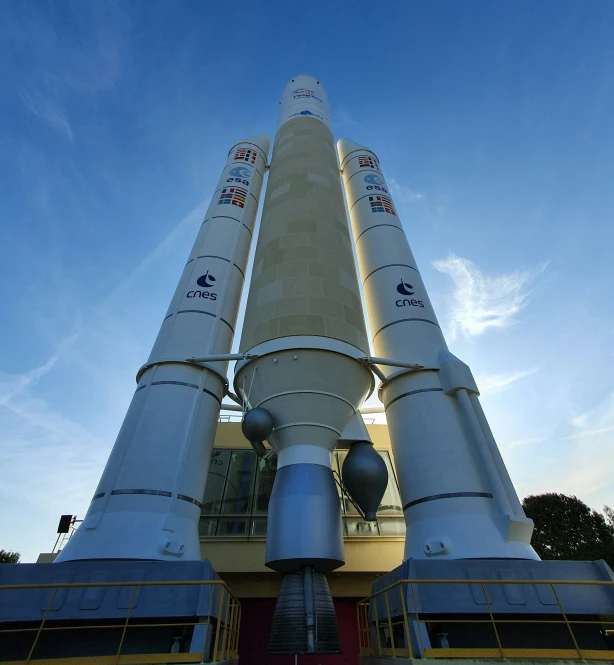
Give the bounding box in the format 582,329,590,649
209,421,393,451
218,571,385,599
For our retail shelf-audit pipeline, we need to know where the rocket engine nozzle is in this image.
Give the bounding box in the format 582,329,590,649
269,566,341,655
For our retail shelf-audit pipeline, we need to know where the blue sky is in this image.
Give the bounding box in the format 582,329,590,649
1,1,613,561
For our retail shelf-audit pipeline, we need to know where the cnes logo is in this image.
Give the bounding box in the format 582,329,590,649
395,278,424,308
188,271,217,300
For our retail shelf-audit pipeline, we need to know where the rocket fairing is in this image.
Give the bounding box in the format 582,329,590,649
338,138,538,561
57,134,270,562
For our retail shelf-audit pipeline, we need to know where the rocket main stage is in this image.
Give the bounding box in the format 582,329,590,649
5,75,613,661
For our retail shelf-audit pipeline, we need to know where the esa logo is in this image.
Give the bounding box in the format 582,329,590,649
227,166,250,186
226,166,251,185
288,109,325,121
188,271,217,300
230,166,250,178
364,173,387,193
395,278,424,308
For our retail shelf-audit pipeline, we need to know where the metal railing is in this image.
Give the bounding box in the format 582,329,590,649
218,413,243,423
357,578,614,661
0,579,240,664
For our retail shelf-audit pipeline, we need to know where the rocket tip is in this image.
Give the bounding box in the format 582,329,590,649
237,133,271,157
336,138,369,164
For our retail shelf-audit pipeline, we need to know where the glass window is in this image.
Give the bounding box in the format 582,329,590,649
345,518,379,536
335,450,359,515
202,450,231,515
251,517,267,536
378,518,406,536
200,448,405,538
220,450,256,514
377,452,403,515
253,454,277,514
217,517,250,536
199,517,218,537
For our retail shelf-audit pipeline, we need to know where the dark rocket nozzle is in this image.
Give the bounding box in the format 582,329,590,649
341,440,388,521
269,566,341,654
241,407,274,457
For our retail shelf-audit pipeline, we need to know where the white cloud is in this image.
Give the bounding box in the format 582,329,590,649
389,178,425,203
20,91,74,141
513,392,614,509
504,436,546,450
564,392,614,442
0,196,213,561
0,349,110,561
0,333,80,406
476,367,539,396
3,2,130,141
100,199,208,310
433,253,547,340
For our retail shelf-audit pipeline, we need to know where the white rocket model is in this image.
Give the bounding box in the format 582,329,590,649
57,134,270,562
338,139,538,561
53,73,539,656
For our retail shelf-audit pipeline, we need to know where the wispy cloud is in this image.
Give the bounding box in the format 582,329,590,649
0,196,212,561
100,199,209,310
334,109,362,130
432,253,547,340
476,367,539,396
514,392,614,507
389,178,425,203
0,341,109,560
504,436,546,450
567,392,614,439
0,333,80,406
20,91,74,141
2,2,130,141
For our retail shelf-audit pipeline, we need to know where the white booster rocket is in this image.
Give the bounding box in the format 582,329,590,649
338,139,538,561
57,134,270,562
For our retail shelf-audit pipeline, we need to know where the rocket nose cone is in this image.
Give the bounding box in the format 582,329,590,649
336,138,370,166
284,74,325,92
278,75,331,131
240,133,271,157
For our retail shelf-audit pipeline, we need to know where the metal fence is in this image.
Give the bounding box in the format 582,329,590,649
357,578,614,661
0,578,240,664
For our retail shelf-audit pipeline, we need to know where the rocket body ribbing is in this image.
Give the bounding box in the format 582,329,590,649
239,82,368,356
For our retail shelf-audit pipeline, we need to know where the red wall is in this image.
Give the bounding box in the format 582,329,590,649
238,598,360,665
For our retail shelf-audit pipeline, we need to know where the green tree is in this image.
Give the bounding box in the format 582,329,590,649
523,493,614,567
604,505,614,530
0,549,20,563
